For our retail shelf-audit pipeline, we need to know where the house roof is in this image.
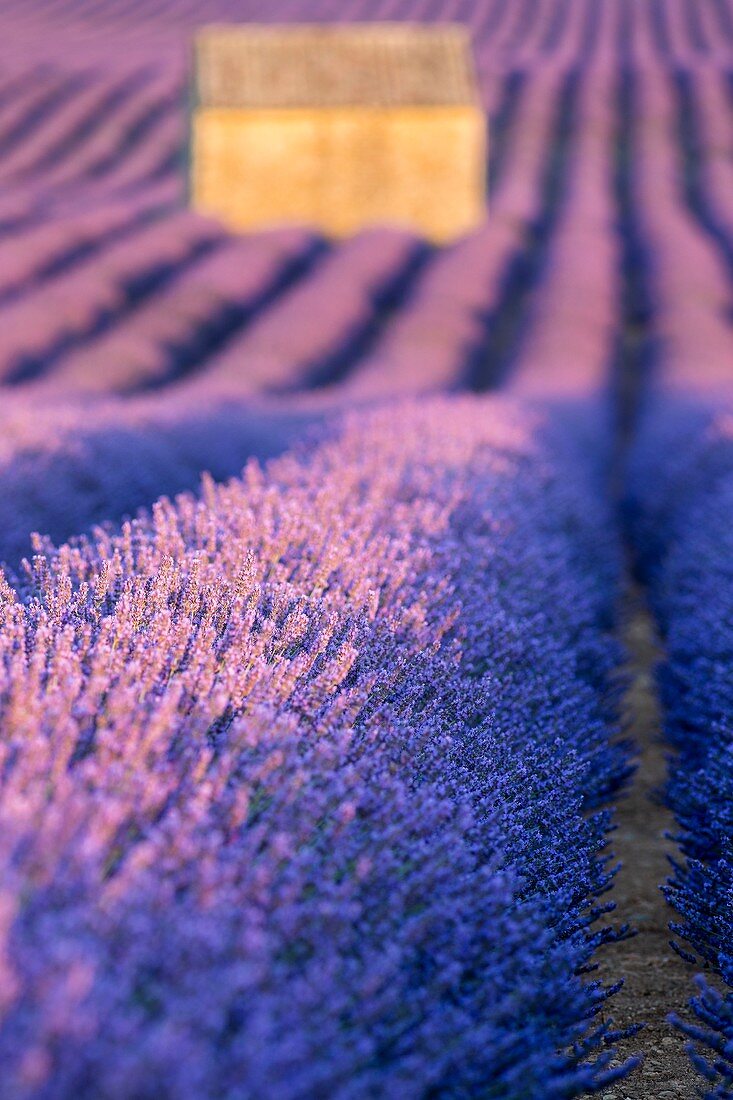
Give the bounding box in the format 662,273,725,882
193,23,480,110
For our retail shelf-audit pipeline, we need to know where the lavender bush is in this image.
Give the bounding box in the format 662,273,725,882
0,396,632,1097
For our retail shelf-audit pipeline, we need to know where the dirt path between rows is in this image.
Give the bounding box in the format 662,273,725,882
596,588,699,1099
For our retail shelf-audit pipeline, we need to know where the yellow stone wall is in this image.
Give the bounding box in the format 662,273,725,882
190,105,486,242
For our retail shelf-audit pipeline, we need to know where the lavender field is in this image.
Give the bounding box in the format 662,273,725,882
1,0,733,1097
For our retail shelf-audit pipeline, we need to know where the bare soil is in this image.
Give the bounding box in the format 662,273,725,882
596,590,700,1099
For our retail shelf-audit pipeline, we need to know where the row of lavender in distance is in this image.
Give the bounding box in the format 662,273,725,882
4,2,732,406
0,395,633,1097
0,54,614,419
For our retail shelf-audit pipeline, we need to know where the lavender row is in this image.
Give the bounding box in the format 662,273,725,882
506,57,617,400
624,59,733,1098
627,391,733,1098
0,393,633,1097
